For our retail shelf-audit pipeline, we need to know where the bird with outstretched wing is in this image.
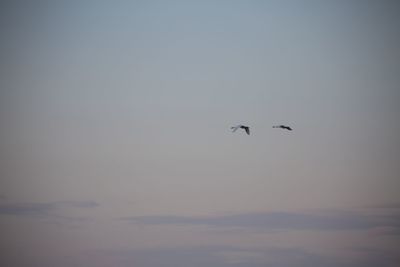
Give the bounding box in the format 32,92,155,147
273,125,292,131
231,125,250,135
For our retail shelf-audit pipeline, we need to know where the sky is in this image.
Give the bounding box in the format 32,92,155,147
1,1,400,266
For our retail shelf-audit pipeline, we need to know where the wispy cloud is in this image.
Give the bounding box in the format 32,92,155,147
122,208,400,232
0,200,99,221
89,245,400,267
368,203,400,210
49,201,99,209
0,202,56,217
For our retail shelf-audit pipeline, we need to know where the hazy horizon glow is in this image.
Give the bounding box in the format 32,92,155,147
1,1,400,266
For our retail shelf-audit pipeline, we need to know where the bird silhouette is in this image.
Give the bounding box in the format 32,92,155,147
231,125,250,135
273,125,292,131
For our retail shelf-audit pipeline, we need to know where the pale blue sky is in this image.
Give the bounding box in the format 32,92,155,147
1,1,400,266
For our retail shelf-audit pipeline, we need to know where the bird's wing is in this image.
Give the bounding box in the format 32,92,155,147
231,126,240,132
245,127,250,135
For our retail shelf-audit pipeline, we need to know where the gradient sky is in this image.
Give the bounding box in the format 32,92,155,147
1,1,400,266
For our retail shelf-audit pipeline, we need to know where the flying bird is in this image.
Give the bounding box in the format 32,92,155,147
231,125,250,135
273,125,292,131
